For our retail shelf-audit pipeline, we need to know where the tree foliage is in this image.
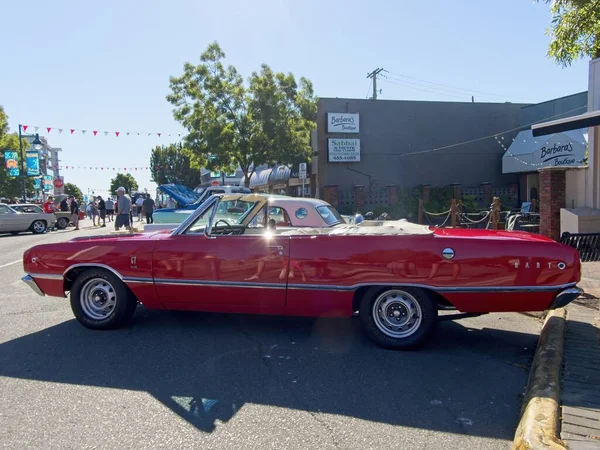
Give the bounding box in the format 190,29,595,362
538,0,600,66
167,42,317,186
0,106,34,199
63,182,83,202
109,173,139,195
150,143,203,187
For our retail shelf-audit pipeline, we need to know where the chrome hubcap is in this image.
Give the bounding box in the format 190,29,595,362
80,278,117,320
33,222,45,232
372,290,422,338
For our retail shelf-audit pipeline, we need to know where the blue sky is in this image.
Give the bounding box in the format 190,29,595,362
0,0,590,196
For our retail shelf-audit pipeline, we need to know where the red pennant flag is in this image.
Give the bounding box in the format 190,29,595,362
65,166,69,169
93,131,98,136
124,168,127,171
22,125,28,132
47,127,52,133
115,132,120,137
70,129,75,134
157,133,161,137
135,168,138,170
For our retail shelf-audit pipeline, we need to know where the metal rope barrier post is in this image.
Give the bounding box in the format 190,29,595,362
451,199,457,228
492,197,501,230
418,198,423,224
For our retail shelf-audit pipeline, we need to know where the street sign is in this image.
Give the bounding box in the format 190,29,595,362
53,178,64,188
299,163,307,180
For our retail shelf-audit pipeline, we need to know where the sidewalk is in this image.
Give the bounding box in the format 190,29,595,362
560,263,600,449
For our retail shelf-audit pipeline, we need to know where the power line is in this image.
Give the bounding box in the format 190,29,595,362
395,105,587,158
379,74,470,100
382,69,534,102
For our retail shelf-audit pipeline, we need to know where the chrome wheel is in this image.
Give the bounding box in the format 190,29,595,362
32,221,46,233
80,278,117,320
372,290,423,338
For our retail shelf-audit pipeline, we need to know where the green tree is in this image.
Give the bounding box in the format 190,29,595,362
167,42,317,187
109,173,139,195
150,143,203,187
538,0,600,66
63,182,83,202
0,106,34,199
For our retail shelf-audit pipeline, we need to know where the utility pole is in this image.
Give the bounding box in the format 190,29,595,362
366,68,384,99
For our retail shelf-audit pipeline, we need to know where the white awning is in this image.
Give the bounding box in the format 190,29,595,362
502,129,588,174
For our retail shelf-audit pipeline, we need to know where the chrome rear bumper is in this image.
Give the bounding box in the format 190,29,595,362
22,275,45,296
549,287,583,310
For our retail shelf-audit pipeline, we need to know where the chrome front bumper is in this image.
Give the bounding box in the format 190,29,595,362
22,275,45,296
549,287,583,309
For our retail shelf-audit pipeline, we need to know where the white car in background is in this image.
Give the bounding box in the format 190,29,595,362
0,203,56,234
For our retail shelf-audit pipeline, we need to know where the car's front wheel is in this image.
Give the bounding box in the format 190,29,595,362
359,287,437,350
70,268,137,329
30,220,47,234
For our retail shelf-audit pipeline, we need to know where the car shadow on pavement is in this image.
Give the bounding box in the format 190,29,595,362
0,308,540,439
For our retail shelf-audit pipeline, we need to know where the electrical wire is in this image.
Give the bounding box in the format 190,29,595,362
379,75,470,101
382,69,535,102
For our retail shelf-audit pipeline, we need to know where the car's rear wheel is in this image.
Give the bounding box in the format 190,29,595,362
70,268,137,329
359,287,437,350
30,220,46,234
56,217,69,229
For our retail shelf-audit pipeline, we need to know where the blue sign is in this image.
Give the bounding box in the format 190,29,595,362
34,178,42,189
26,150,40,176
4,150,19,177
43,175,53,192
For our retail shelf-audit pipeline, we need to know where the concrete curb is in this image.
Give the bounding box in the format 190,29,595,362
512,308,567,450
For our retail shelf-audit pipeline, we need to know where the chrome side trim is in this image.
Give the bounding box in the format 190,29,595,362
153,278,286,289
123,277,154,284
28,272,64,281
286,282,578,293
22,275,45,296
62,263,124,280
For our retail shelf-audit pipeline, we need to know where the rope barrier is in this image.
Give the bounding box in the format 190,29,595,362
438,210,452,227
460,211,491,224
421,207,452,217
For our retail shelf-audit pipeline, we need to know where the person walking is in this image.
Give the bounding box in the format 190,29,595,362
69,196,80,231
142,194,155,224
105,197,114,222
96,196,107,227
43,196,56,231
115,187,132,232
135,195,144,222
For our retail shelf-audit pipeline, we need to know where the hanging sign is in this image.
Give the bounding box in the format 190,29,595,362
34,177,42,189
327,113,359,133
4,151,20,176
26,151,40,176
328,139,361,162
43,175,53,192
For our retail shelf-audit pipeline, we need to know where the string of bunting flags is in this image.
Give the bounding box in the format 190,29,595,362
62,166,150,171
20,125,183,138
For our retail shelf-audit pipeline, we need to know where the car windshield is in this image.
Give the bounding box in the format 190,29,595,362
316,205,343,225
186,198,258,233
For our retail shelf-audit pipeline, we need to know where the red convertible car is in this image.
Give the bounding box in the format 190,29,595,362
22,193,583,349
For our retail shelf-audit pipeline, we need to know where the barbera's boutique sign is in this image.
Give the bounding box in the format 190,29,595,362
539,142,578,167
327,113,359,133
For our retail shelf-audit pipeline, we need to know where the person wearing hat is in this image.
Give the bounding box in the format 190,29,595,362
115,187,132,231
69,195,80,231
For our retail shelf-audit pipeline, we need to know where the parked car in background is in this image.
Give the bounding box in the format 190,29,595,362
52,195,85,229
0,203,56,234
153,184,251,224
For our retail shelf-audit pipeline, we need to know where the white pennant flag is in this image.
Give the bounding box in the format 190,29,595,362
58,128,64,134
104,131,109,136
126,132,130,136
168,133,171,136
34,126,39,132
82,130,87,135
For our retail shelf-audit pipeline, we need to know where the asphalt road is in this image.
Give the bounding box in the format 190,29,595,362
0,226,542,450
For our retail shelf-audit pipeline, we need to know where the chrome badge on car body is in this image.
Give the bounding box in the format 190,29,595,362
441,248,455,260
513,260,566,270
